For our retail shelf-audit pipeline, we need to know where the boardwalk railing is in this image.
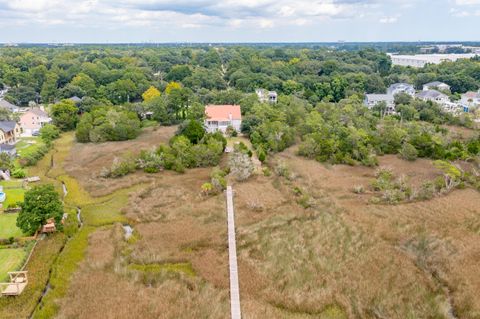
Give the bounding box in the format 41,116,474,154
226,186,241,319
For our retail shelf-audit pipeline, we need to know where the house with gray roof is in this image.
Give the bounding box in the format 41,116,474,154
387,83,416,96
422,81,451,92
415,90,449,104
0,99,19,113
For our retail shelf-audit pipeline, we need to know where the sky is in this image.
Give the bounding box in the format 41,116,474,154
0,0,479,43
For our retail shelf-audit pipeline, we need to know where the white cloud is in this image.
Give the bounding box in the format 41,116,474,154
379,16,399,23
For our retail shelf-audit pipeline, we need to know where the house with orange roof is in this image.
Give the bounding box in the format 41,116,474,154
204,104,242,134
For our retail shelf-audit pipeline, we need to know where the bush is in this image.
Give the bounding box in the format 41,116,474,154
176,119,205,144
19,144,50,167
11,168,26,178
105,157,136,178
257,147,266,163
201,182,213,195
211,168,227,192
229,150,254,182
400,143,418,161
40,124,61,144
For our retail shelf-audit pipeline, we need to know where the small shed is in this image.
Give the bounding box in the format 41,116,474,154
41,218,56,233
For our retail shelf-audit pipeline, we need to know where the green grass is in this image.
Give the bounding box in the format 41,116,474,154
3,188,25,208
0,235,66,319
16,137,46,158
0,180,24,188
0,248,26,281
0,213,24,239
128,262,196,277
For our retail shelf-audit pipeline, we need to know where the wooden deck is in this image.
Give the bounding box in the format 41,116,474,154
1,271,28,296
226,186,241,319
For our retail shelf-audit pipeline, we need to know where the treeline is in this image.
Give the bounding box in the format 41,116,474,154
2,46,479,109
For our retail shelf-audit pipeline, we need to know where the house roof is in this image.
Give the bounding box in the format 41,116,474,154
205,105,241,121
69,96,82,103
416,90,448,99
389,83,414,90
424,81,448,87
0,99,17,111
0,121,17,133
0,144,15,151
27,108,49,117
462,91,480,99
365,94,394,102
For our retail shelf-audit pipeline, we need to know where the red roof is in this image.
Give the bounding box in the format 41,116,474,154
205,105,241,121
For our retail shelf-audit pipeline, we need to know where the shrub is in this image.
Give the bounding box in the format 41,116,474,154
11,168,26,178
211,168,227,192
353,185,365,194
176,119,205,144
40,124,61,144
229,150,254,182
257,147,266,163
201,182,213,195
107,157,136,178
400,142,418,161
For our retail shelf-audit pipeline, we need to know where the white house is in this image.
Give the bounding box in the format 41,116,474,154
422,81,450,92
460,90,480,107
204,104,242,134
415,90,450,104
19,108,52,137
387,83,416,96
256,89,277,103
364,94,395,113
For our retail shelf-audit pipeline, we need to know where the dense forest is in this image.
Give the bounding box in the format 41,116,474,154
1,45,479,169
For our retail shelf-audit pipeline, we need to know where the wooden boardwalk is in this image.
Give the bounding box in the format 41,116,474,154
226,186,241,319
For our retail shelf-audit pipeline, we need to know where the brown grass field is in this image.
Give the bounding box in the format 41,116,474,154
9,125,479,319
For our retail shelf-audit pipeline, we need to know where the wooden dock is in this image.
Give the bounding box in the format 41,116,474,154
226,186,241,319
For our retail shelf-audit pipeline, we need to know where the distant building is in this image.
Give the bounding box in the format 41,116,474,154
0,144,16,156
256,89,277,103
204,105,242,134
388,53,478,68
19,108,52,137
460,90,480,107
0,100,19,113
422,81,450,92
441,101,465,114
68,96,82,104
387,83,416,96
415,90,450,104
0,121,21,144
364,94,395,113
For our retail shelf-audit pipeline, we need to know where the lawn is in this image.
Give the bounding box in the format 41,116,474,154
0,248,26,281
16,137,45,158
0,179,26,209
0,213,24,239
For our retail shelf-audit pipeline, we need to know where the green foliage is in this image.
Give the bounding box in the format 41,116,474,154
399,142,418,161
50,100,78,131
39,124,60,144
11,168,26,178
0,152,14,170
18,144,50,167
229,150,254,181
176,119,205,144
17,184,63,235
76,106,141,143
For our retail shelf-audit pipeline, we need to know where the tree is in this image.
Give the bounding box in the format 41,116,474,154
176,119,205,144
50,100,78,131
41,72,59,103
399,143,418,161
142,86,161,102
17,184,63,235
165,81,182,94
166,65,192,82
40,124,60,144
70,73,96,97
0,152,14,171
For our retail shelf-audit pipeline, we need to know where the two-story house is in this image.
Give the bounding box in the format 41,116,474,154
19,108,52,136
204,105,242,134
0,121,21,145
